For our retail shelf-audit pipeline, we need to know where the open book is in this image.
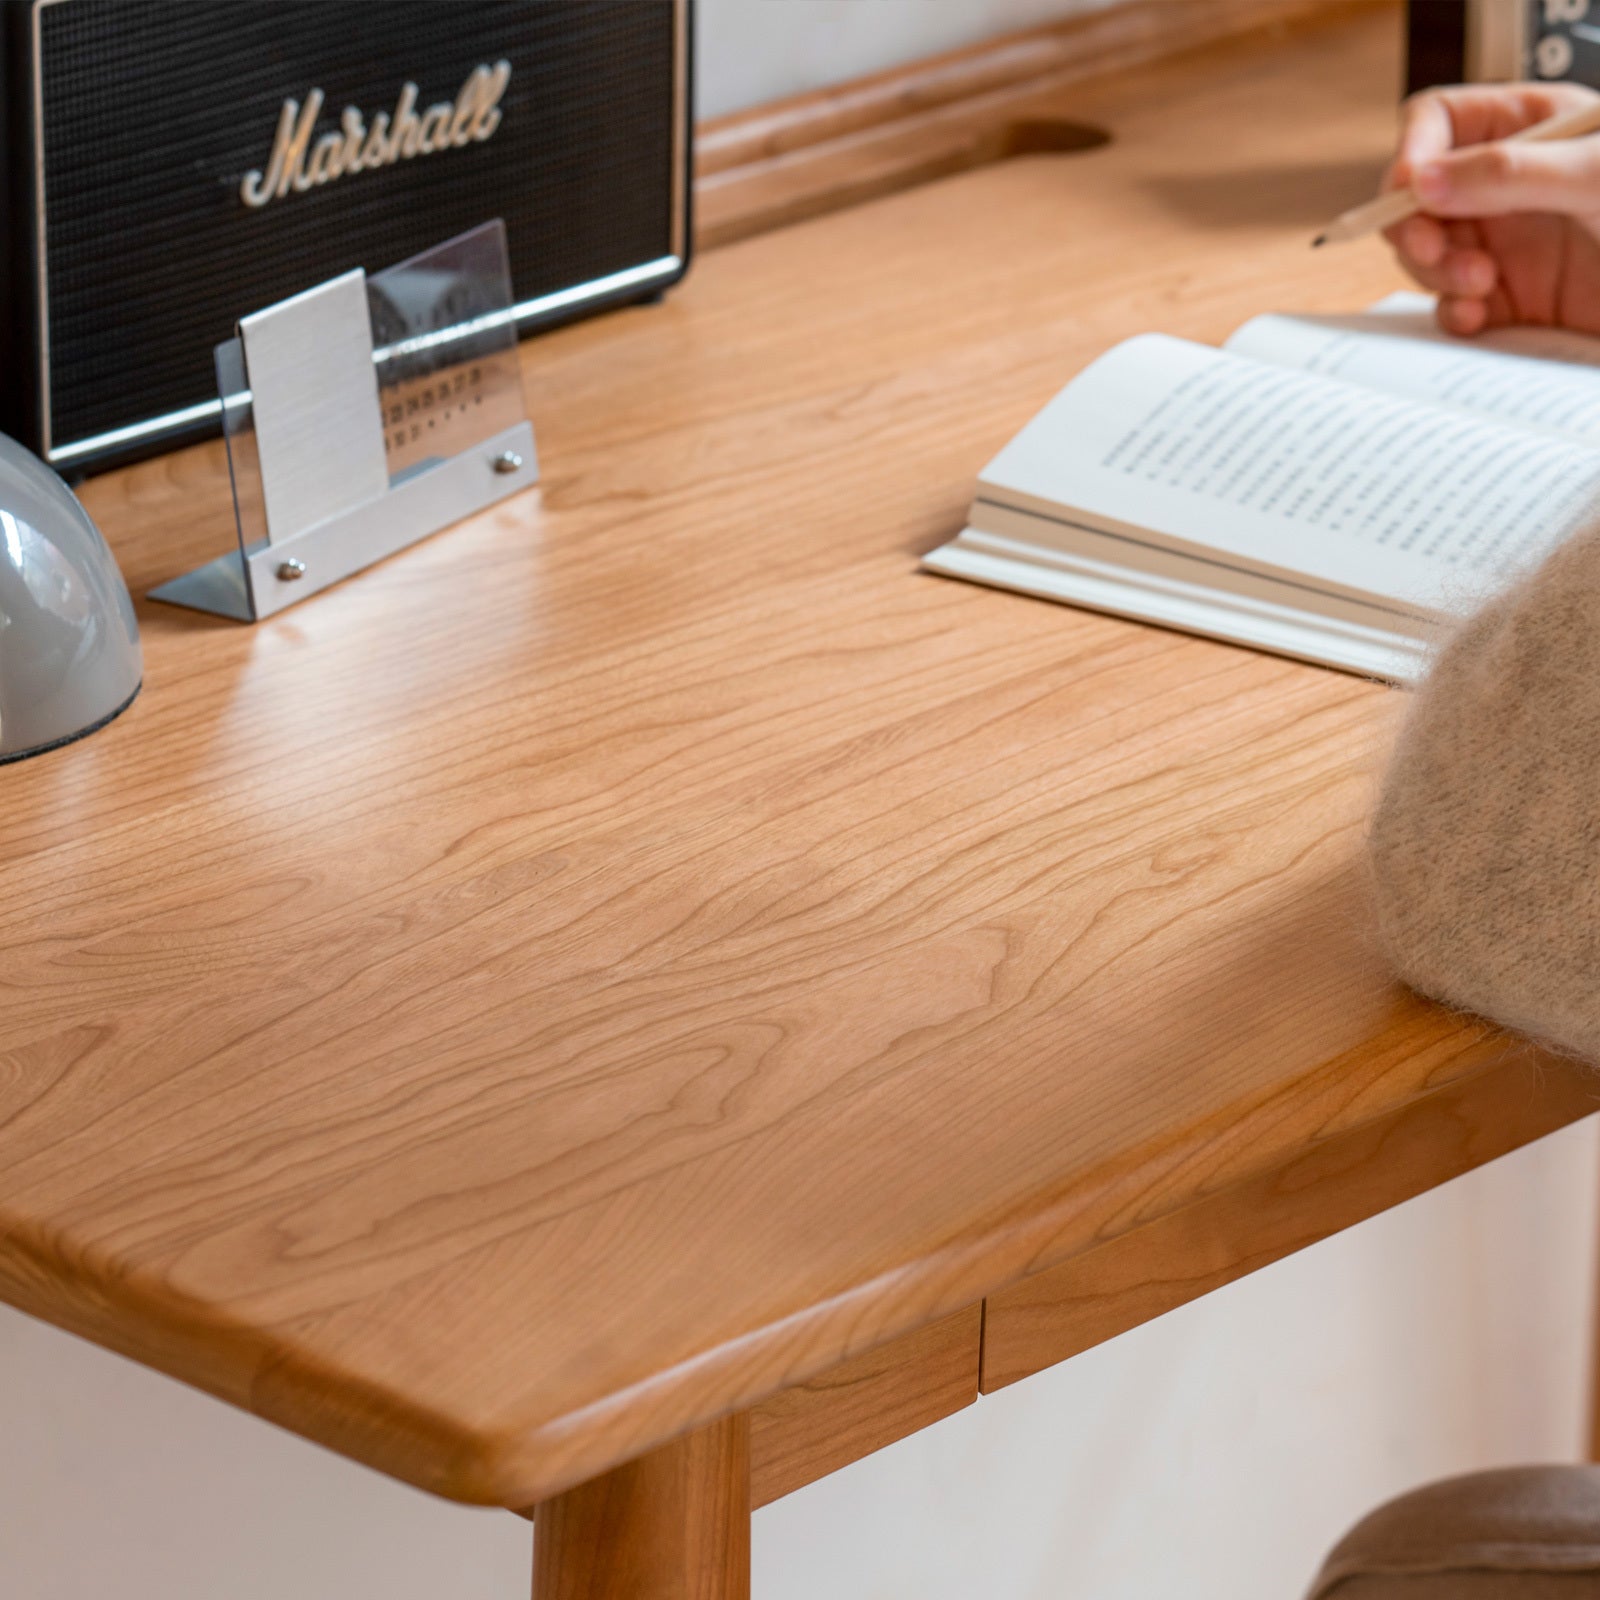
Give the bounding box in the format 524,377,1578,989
925,293,1600,680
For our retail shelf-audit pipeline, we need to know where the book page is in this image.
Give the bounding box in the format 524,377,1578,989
926,521,1432,681
977,334,1600,616
1226,297,1600,443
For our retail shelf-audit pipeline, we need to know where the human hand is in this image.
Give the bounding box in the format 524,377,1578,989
1383,83,1600,337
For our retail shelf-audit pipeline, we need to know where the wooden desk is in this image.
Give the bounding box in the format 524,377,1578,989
4,5,1597,1595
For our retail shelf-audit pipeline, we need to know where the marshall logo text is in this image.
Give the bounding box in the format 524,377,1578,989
240,61,511,209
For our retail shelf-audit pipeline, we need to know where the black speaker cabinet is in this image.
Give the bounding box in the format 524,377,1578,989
0,0,692,474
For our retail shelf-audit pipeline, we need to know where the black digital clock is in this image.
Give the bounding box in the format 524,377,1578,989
1408,0,1600,93
1530,0,1600,80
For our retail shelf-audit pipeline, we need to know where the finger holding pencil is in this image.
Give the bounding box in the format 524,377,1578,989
1315,82,1600,338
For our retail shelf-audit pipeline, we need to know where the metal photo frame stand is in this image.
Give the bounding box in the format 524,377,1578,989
150,219,538,622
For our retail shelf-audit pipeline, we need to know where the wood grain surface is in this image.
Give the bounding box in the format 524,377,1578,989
982,1046,1599,1391
513,1306,982,1517
749,1305,980,1508
696,0,1347,247
2,0,1592,1513
531,1415,749,1600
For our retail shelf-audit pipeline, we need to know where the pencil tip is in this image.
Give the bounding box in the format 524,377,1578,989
1311,234,1327,249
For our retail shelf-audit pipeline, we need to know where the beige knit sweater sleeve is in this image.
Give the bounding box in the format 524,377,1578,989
1370,521,1600,1061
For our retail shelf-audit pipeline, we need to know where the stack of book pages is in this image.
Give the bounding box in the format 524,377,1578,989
926,294,1600,680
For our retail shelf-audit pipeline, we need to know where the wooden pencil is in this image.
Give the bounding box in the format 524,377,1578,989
1312,98,1600,247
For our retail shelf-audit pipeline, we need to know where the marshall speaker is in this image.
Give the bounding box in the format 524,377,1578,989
0,0,692,474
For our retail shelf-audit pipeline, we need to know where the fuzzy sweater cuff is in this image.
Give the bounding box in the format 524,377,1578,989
1371,523,1600,1061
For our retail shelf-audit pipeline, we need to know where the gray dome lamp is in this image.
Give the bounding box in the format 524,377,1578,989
0,433,141,764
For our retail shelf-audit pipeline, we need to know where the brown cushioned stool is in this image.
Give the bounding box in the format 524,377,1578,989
1309,1469,1600,1598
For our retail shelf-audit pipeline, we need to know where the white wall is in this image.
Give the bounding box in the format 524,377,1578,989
4,1118,1596,1600
694,0,1116,120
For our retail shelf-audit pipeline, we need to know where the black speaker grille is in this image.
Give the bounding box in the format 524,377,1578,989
34,0,683,454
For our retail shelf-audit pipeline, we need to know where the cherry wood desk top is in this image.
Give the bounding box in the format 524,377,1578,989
3,3,1595,1513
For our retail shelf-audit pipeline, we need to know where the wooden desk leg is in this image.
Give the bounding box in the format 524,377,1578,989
531,1414,751,1600
1591,1121,1600,1463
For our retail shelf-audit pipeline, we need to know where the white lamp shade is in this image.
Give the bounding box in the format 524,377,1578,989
0,433,141,764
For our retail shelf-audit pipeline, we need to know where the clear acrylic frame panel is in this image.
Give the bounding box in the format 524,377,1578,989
369,218,524,482
215,218,525,556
